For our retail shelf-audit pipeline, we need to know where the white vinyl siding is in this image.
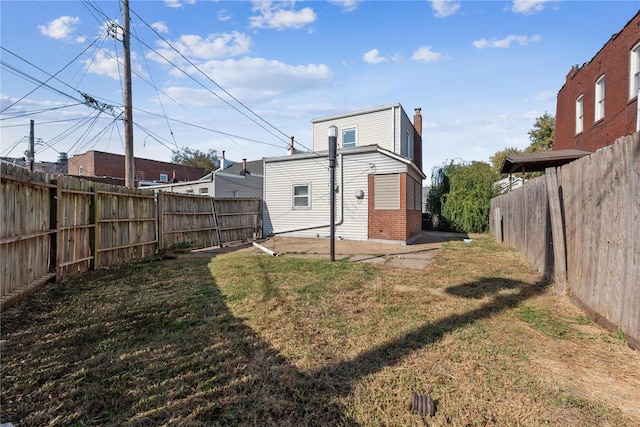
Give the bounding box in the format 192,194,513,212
263,147,418,240
595,75,605,122
576,95,584,134
407,176,422,211
313,107,395,152
374,174,400,210
630,42,640,99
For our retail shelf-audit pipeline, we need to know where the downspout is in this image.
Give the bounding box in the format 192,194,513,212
272,152,345,235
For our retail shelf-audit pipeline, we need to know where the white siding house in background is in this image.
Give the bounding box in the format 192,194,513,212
264,103,425,243
148,159,263,198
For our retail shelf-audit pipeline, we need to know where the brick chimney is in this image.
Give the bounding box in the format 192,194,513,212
241,158,249,176
414,108,422,137
413,108,423,171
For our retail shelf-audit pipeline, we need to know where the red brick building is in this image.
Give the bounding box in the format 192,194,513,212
554,11,640,152
68,151,205,186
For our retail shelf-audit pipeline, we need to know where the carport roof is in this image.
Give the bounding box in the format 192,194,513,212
499,149,591,174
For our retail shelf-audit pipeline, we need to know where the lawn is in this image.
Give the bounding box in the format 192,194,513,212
1,236,639,426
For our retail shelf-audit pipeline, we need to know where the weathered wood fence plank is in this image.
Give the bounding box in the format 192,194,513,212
490,133,640,350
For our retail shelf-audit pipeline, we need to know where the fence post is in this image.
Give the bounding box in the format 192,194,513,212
157,190,164,251
545,167,568,294
56,177,63,281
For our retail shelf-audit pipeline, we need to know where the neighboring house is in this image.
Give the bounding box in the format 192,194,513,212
148,158,263,198
264,103,425,243
67,150,205,186
555,10,640,152
1,152,69,174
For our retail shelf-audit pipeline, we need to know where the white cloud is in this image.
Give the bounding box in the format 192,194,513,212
328,0,361,12
164,0,196,9
533,89,556,102
170,57,333,103
429,0,461,18
151,21,169,34
363,49,388,64
473,34,541,49
412,46,443,63
512,0,550,15
38,16,85,43
249,1,317,30
218,10,232,22
151,32,252,64
83,50,148,80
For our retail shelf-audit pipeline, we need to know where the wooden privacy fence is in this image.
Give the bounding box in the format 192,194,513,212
0,164,263,309
490,133,640,350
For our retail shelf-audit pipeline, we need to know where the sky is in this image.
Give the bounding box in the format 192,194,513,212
1,0,639,184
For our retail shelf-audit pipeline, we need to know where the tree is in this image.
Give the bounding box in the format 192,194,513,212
489,146,521,174
525,112,555,153
442,161,499,233
171,147,220,174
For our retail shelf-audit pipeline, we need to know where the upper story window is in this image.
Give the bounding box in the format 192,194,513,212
78,165,83,175
342,128,356,148
575,95,584,134
595,75,605,122
630,42,640,99
292,183,310,209
401,130,413,158
159,173,169,182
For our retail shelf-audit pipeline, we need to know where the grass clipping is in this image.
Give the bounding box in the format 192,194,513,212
1,235,639,426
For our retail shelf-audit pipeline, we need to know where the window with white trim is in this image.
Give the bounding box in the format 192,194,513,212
160,173,169,182
292,184,310,209
401,130,413,159
78,165,83,175
630,42,640,99
199,187,209,194
342,128,356,148
595,75,605,122
575,95,584,134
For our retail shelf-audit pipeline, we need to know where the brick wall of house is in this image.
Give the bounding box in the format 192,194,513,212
555,11,640,151
68,151,205,184
368,173,420,241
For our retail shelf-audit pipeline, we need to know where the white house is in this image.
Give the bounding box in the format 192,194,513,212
148,158,263,198
263,103,425,243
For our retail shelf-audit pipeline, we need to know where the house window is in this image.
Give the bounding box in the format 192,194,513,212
199,188,209,194
374,174,399,210
78,165,83,175
630,42,640,99
292,184,310,209
595,75,605,122
401,130,412,158
575,95,584,134
342,128,356,148
226,190,238,198
159,173,169,182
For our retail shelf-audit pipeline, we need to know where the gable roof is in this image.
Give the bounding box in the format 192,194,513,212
499,149,591,174
219,159,263,176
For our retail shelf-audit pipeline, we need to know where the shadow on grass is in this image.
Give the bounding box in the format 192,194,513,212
0,253,548,426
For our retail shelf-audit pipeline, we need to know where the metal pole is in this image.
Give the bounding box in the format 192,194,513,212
122,0,135,187
328,125,338,261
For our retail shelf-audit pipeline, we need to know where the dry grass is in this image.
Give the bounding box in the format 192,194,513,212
1,235,639,426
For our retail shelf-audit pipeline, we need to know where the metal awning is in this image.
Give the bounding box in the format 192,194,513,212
499,149,592,174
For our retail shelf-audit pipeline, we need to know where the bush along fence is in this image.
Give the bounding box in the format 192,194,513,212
490,133,639,350
0,164,263,309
